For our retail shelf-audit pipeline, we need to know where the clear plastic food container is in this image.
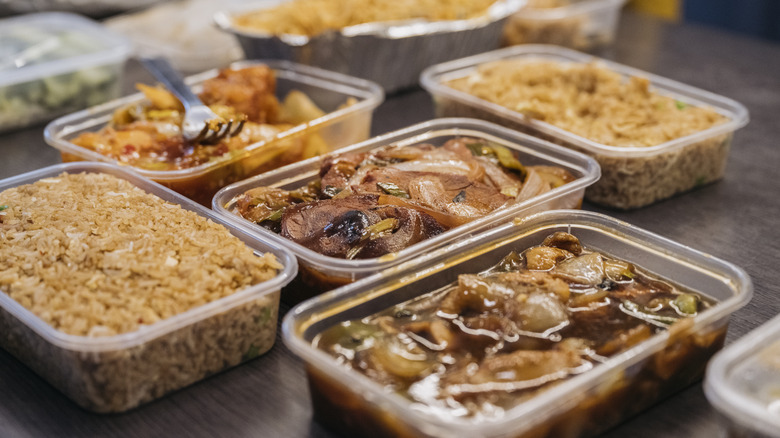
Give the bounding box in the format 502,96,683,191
283,209,752,438
420,45,750,209
502,0,627,51
213,118,599,301
705,314,780,437
105,0,244,73
0,12,130,133
0,0,165,17
0,162,297,413
214,0,525,93
44,60,384,206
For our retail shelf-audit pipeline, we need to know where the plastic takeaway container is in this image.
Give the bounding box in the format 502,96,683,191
502,0,627,51
420,45,749,209
212,118,599,301
45,60,384,206
0,162,297,413
0,12,130,133
283,209,752,438
705,313,780,437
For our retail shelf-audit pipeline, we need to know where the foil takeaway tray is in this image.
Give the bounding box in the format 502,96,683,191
214,0,526,93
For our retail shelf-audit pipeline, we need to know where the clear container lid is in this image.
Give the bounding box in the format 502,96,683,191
0,162,298,353
283,209,753,437
0,12,131,88
420,45,749,158
705,314,780,437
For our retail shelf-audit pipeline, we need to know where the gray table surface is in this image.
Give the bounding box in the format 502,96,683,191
1,10,779,438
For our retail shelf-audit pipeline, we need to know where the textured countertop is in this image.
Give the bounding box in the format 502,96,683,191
1,10,779,438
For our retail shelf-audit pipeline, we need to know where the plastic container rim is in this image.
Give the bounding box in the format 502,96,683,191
0,12,132,88
0,161,298,353
705,314,780,437
213,0,526,44
419,44,750,158
212,117,600,274
43,59,384,181
513,0,626,19
282,209,753,435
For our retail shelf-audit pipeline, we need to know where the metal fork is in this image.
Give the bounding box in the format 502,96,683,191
140,57,245,144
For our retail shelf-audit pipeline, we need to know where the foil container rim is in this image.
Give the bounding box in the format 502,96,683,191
214,0,527,46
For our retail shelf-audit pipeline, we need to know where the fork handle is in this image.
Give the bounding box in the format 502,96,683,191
139,57,202,111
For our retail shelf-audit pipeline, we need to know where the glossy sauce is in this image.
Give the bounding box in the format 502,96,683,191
313,232,711,418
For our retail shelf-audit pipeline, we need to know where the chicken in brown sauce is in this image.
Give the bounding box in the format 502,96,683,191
313,232,710,418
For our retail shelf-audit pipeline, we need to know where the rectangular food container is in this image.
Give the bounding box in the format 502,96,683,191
105,0,245,73
420,45,750,209
44,60,384,206
705,314,780,437
0,12,130,133
0,162,297,413
0,0,161,17
213,118,599,301
283,209,752,438
213,0,525,93
502,0,626,50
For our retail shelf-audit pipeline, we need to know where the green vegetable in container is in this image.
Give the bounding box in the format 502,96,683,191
346,218,399,260
466,141,527,179
376,182,410,199
672,293,699,315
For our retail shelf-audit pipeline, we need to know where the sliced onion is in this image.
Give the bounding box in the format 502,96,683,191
552,253,606,286
407,178,484,220
377,195,469,228
390,159,483,181
479,157,523,191
346,163,378,187
518,293,570,333
515,169,552,203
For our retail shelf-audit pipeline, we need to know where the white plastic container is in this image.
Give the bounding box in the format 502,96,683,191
420,45,750,209
44,60,384,206
0,162,297,413
502,0,627,50
705,314,780,437
212,118,599,301
0,12,130,133
284,209,752,438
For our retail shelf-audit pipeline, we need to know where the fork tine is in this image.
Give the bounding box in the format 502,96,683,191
198,120,223,145
212,122,231,144
186,118,245,145
192,124,210,144
229,119,245,137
